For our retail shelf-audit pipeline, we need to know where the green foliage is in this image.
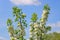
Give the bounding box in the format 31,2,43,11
45,26,51,32
7,6,27,40
13,6,20,15
21,14,26,19
7,18,12,26
22,20,27,27
31,13,38,22
43,4,50,11
45,32,60,40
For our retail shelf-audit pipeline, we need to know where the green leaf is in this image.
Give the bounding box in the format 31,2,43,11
31,13,38,22
15,17,18,22
46,26,51,32
14,29,20,34
7,18,12,26
21,13,26,19
43,4,50,10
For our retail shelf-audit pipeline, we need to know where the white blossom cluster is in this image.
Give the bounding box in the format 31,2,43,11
30,6,50,40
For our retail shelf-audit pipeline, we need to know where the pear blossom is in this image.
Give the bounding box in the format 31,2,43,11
34,23,38,28
18,22,21,26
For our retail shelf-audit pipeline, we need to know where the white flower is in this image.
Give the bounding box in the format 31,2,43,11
30,32,34,38
42,15,47,19
34,32,37,34
34,28,38,31
40,19,45,22
42,10,48,16
10,37,15,40
43,10,47,14
14,38,17,40
34,23,38,28
8,26,14,34
42,33,44,36
40,24,42,27
18,22,21,26
35,38,37,40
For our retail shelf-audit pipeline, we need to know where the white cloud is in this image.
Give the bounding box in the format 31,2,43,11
47,21,60,27
0,37,7,40
10,0,41,5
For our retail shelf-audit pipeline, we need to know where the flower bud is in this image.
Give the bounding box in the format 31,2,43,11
34,23,38,28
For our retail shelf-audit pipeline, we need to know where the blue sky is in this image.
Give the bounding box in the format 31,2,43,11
0,0,60,40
